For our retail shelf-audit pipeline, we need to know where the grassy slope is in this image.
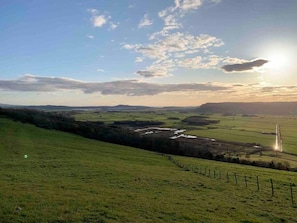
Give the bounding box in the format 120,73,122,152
1,116,297,223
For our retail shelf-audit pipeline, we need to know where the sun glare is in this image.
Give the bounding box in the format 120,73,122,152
264,53,289,71
258,45,295,83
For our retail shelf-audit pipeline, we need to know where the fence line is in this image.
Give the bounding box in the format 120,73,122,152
162,154,296,207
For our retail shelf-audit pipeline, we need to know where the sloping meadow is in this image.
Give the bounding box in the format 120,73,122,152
0,116,296,222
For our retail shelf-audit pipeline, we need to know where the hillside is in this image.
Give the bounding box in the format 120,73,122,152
1,116,297,222
198,102,297,115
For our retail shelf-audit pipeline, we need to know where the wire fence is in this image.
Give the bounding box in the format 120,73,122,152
162,154,297,206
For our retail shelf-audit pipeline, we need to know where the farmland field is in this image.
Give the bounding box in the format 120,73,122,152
74,111,297,154
1,116,297,222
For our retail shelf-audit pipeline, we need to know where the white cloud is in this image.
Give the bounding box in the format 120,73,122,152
209,0,221,5
109,22,118,30
121,43,140,50
222,57,248,64
87,8,98,15
138,14,153,28
137,46,167,60
177,55,221,69
135,57,143,63
124,32,224,77
135,58,176,78
176,0,202,11
88,9,114,28
142,33,223,59
126,33,222,62
97,69,105,72
91,15,107,27
151,0,204,39
87,35,94,39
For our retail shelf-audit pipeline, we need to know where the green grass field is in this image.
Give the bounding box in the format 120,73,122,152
1,116,297,222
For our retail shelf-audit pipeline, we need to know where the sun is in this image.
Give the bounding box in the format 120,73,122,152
263,53,289,71
257,45,295,83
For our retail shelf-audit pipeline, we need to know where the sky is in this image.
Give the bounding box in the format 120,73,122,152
0,0,297,106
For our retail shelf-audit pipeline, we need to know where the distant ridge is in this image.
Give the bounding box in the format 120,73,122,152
2,102,297,114
197,102,297,115
0,104,154,111
0,103,196,112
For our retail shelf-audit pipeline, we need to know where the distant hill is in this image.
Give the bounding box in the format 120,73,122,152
197,102,297,115
3,102,297,114
0,103,195,112
0,104,153,111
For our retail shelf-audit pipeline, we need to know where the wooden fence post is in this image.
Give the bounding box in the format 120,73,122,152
234,173,238,185
244,176,248,188
290,183,294,206
227,172,229,182
256,176,259,191
270,179,274,196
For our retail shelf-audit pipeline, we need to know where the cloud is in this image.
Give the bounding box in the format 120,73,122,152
150,0,222,41
123,32,224,77
109,22,118,30
135,57,143,63
135,59,175,78
136,70,160,78
97,69,104,72
177,55,221,69
138,14,153,28
159,0,203,18
87,8,98,15
176,0,203,11
221,59,268,72
91,15,108,27
125,32,223,60
124,1,225,79
88,8,113,28
136,69,169,78
86,35,94,39
122,43,140,50
209,0,221,4
151,0,204,40
2,75,297,102
222,57,247,64
0,74,229,96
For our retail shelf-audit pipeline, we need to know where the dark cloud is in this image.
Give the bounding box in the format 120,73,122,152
0,75,229,96
221,59,268,72
136,70,156,78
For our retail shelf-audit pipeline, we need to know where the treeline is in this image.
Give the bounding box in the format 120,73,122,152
182,116,219,126
113,120,164,127
0,108,293,171
0,108,180,154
